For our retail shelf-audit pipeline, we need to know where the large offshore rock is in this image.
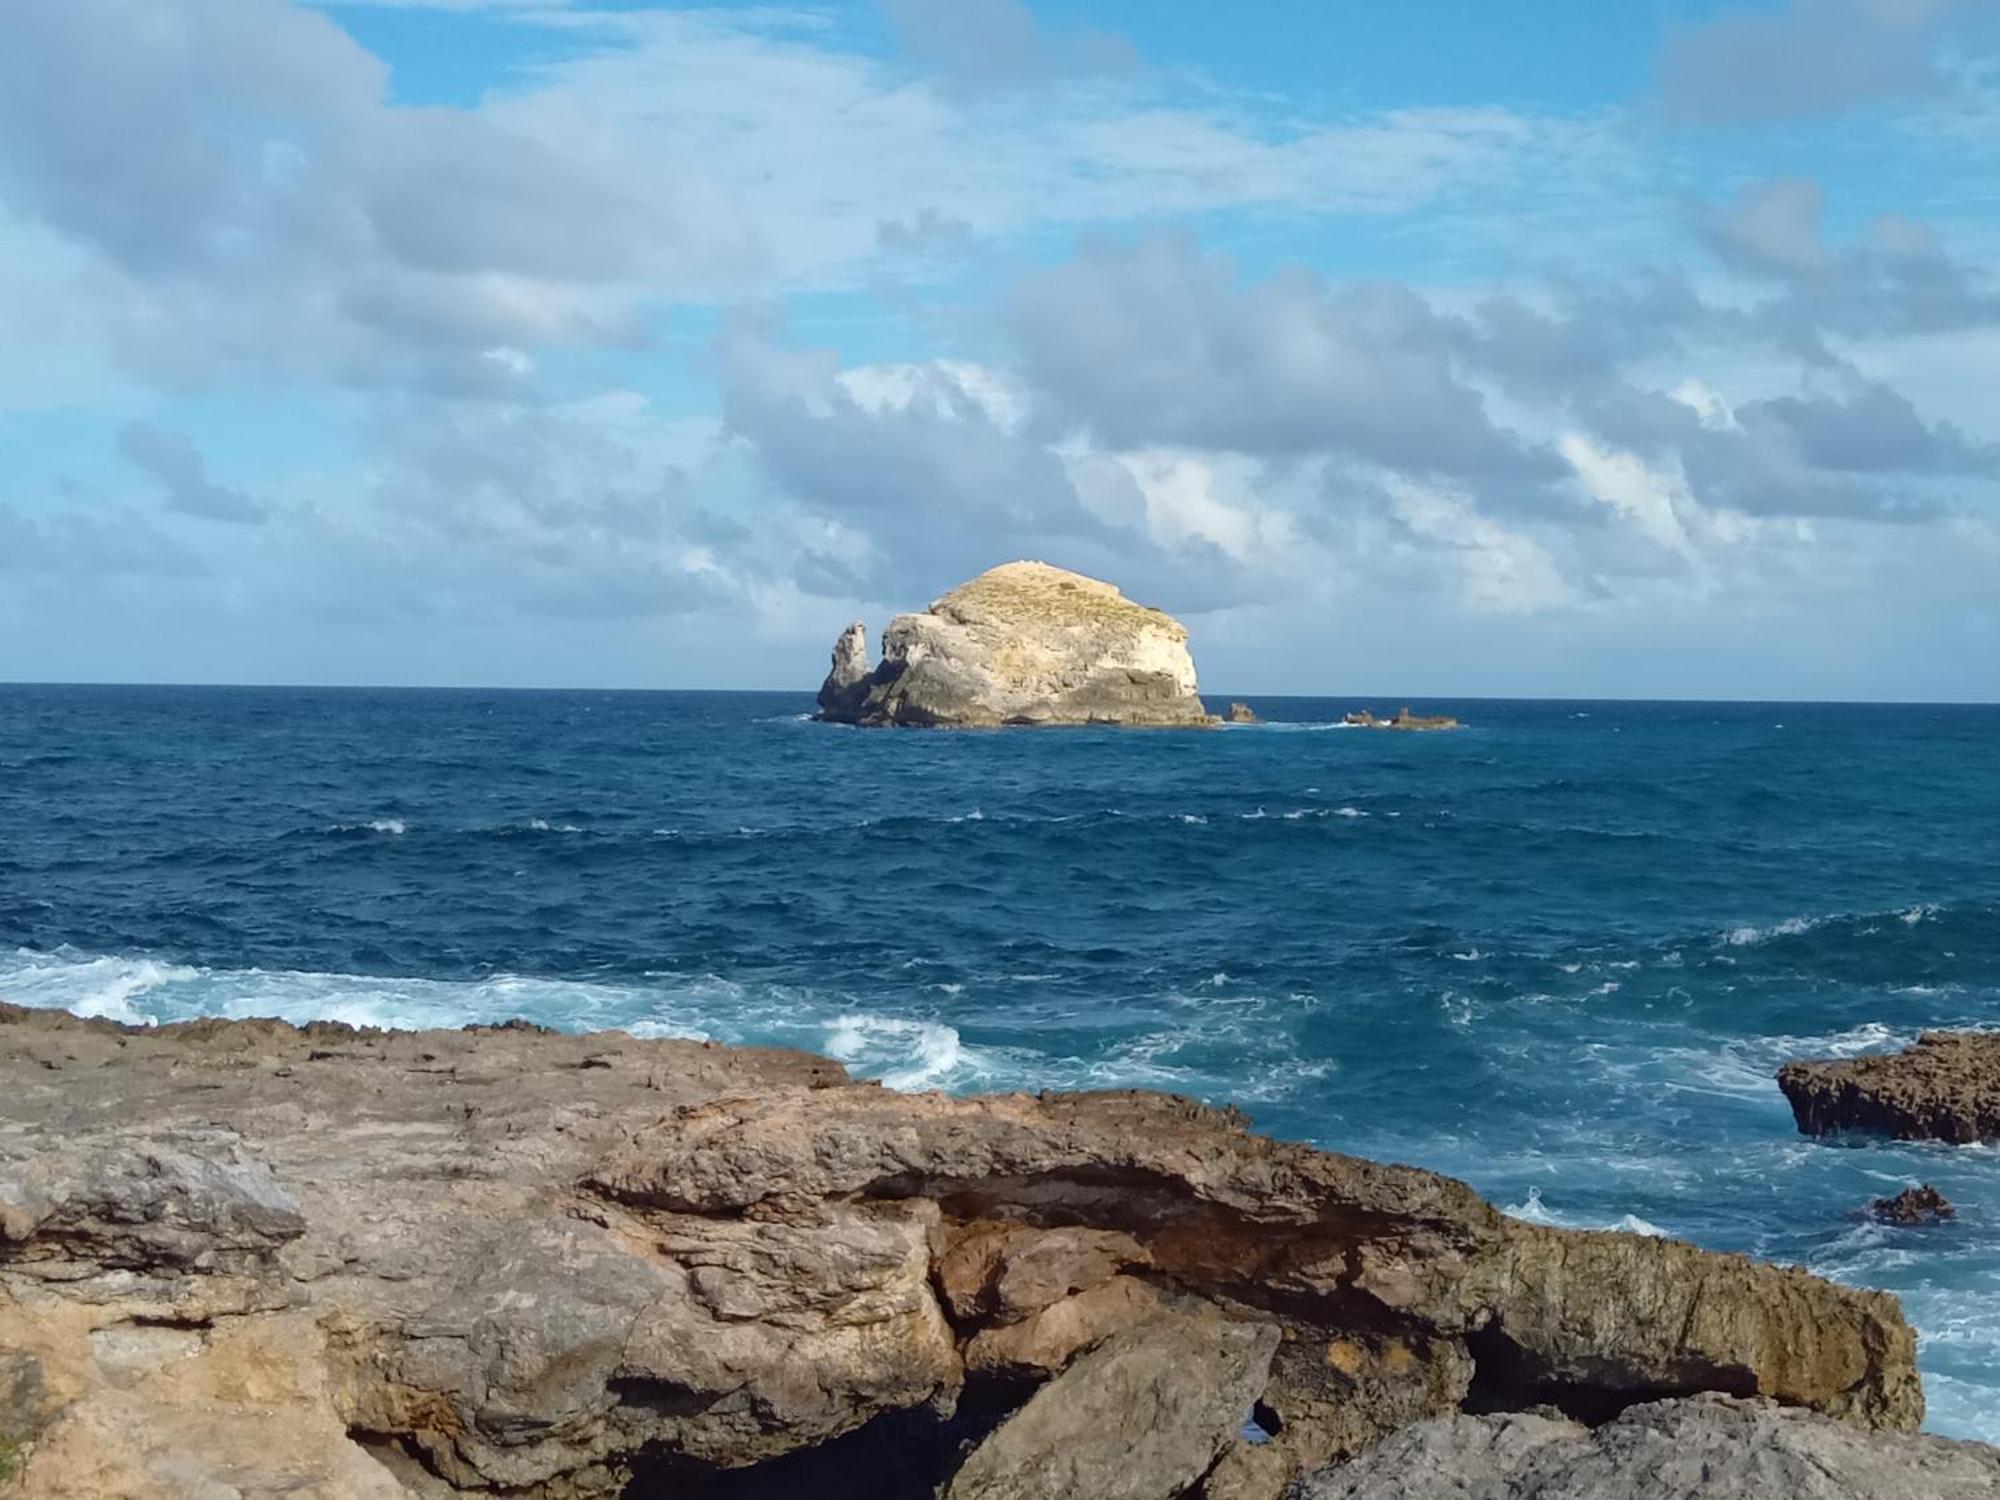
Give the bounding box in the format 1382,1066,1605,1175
812,561,1218,727
1780,1030,2000,1143
0,1002,1927,1499
1291,1394,2000,1500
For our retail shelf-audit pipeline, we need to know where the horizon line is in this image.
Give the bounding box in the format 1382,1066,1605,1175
3,681,1996,709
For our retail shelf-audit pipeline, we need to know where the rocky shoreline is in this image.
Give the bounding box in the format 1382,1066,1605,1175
0,1002,1949,1499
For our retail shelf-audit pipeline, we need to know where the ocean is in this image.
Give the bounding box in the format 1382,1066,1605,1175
3,685,1996,1436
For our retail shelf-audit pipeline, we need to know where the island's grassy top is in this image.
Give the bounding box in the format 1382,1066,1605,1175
933,561,1184,639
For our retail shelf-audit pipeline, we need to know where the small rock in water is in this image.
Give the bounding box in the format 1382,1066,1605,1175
1224,701,1259,724
1870,1184,1955,1226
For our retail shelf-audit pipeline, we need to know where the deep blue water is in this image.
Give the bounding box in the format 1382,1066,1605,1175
3,686,1998,1435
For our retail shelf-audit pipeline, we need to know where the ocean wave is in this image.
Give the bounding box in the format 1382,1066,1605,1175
1503,1186,1668,1238
0,947,970,1096
319,817,407,836
823,1014,970,1091
1722,915,1817,946
1713,900,1990,951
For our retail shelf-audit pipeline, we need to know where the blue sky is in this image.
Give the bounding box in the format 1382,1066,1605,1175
3,0,1999,698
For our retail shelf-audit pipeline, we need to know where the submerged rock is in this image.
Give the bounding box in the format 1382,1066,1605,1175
1291,1393,2000,1500
0,1003,1926,1499
1343,707,1462,731
813,561,1217,727
1871,1185,1955,1226
1778,1030,2000,1143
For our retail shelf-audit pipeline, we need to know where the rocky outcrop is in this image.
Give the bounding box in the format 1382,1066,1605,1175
1872,1185,1955,1226
1343,708,1461,731
813,562,1217,727
1291,1394,2000,1500
816,621,873,720
1225,702,1260,724
1778,1030,2000,1143
0,1002,1923,1499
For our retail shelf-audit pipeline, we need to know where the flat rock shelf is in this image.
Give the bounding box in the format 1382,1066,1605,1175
0,1002,1938,1499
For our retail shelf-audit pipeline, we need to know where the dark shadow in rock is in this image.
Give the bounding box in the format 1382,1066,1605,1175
629,1376,1036,1499
1460,1325,1755,1427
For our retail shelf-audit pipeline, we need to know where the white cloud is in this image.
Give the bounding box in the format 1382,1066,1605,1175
1384,480,1578,615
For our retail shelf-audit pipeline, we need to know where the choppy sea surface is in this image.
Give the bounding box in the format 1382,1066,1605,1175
3,685,1997,1435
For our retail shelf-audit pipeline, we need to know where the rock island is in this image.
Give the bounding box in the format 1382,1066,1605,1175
816,561,1218,728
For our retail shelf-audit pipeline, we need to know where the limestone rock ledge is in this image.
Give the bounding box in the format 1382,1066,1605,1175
815,561,1217,727
0,1002,1926,1500
1779,1030,2000,1143
1291,1393,2000,1500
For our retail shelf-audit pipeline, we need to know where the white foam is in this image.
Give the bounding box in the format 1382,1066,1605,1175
823,1014,966,1091
528,819,582,833
1721,915,1814,946
1502,1186,1668,1238
2,949,196,1025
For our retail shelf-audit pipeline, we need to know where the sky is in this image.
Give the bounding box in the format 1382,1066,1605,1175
3,0,2000,699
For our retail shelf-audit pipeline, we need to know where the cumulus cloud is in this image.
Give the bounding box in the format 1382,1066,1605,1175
878,0,1136,91
118,424,267,524
0,0,760,391
1013,234,1556,481
1661,0,1968,122
0,504,206,576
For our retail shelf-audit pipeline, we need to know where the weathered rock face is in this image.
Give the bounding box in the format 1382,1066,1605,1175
816,620,873,721
1291,1394,2000,1500
813,561,1217,727
0,1002,1924,1500
1779,1030,2000,1143
945,1308,1279,1500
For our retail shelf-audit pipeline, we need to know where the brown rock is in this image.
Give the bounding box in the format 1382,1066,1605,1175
1778,1031,2000,1143
1341,708,1462,731
934,1220,1150,1324
962,1276,1164,1376
1871,1185,1955,1226
0,1002,1926,1500
1224,701,1260,724
944,1307,1280,1500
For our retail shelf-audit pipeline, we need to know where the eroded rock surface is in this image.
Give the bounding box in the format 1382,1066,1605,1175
816,621,873,721
945,1308,1279,1500
0,1002,1925,1499
1779,1030,2000,1143
1291,1394,2000,1500
813,561,1217,727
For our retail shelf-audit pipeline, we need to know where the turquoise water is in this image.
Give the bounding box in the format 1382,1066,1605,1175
3,685,1997,1435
